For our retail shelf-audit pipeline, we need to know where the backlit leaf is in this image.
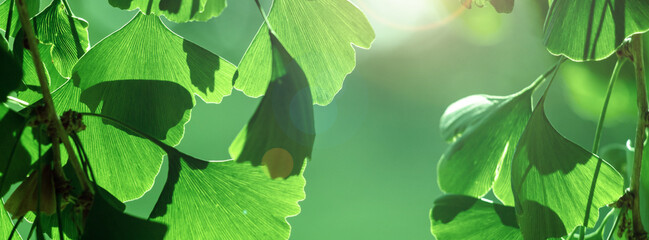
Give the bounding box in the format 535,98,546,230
236,0,374,105
511,99,624,239
107,0,227,23
438,83,534,205
229,31,315,178
431,195,523,240
149,153,305,239
0,0,39,37
544,0,649,61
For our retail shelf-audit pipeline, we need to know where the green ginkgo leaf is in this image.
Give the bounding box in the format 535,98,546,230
511,99,624,239
0,36,22,102
149,153,306,239
438,82,539,205
431,195,523,240
236,0,374,105
0,206,20,239
74,12,235,105
0,104,32,197
229,31,314,178
461,0,515,13
51,81,185,202
31,0,89,78
107,0,226,23
0,0,39,37
544,0,649,61
81,187,167,240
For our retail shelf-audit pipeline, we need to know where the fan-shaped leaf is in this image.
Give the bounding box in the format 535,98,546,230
229,31,314,178
149,153,305,239
438,84,534,205
236,0,374,105
431,195,523,240
544,0,649,61
511,100,624,239
107,0,226,23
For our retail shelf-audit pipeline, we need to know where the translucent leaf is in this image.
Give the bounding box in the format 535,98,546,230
81,188,167,239
51,82,181,202
107,0,226,23
229,31,314,178
431,195,523,240
544,0,649,61
74,12,236,104
0,104,31,197
438,85,533,205
149,153,305,239
31,0,89,78
0,206,20,239
512,100,624,239
236,0,375,105
63,12,235,201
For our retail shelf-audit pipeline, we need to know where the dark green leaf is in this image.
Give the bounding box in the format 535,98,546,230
512,100,624,239
229,32,315,178
0,104,32,197
81,188,167,240
236,0,375,105
430,195,523,240
107,0,227,23
544,0,649,61
0,35,22,102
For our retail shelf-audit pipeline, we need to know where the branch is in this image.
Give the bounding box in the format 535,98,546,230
630,33,647,238
14,0,92,193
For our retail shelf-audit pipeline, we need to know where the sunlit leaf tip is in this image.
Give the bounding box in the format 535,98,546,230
236,0,375,105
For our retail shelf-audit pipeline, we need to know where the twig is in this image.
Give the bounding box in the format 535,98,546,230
630,33,647,239
14,0,92,193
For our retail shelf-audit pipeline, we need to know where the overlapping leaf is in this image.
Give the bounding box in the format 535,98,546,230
149,153,306,239
81,187,167,239
544,0,649,61
0,104,37,197
236,0,374,105
0,207,19,239
430,195,523,240
511,99,623,239
230,31,314,178
107,0,226,22
63,12,235,201
437,85,533,205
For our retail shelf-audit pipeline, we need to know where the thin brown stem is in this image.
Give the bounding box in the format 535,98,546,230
630,33,647,238
14,0,92,193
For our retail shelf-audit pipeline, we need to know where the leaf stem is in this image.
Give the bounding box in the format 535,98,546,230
4,0,14,39
14,0,92,193
525,57,567,93
579,57,626,240
630,33,647,238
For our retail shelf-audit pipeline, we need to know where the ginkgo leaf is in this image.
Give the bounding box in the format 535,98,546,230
107,0,226,23
437,85,533,205
430,195,523,240
544,0,649,61
81,187,167,239
51,81,184,202
236,0,374,105
149,153,306,239
0,104,32,197
74,12,236,105
511,99,624,239
31,0,89,78
0,0,39,37
461,0,515,13
229,31,314,178
0,36,22,102
0,206,20,239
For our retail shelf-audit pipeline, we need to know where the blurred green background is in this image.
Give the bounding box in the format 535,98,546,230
56,0,641,239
